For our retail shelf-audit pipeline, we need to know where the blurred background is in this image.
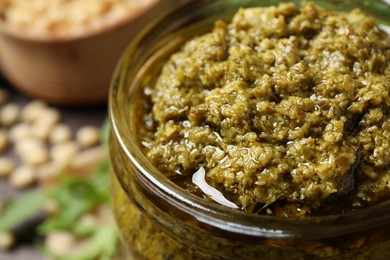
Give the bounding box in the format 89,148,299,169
0,0,185,259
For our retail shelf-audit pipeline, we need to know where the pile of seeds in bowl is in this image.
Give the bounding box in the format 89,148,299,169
0,0,157,37
0,88,103,190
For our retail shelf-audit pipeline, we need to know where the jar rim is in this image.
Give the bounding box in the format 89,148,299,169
109,0,390,239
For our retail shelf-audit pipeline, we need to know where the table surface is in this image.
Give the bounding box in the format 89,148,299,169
0,76,108,260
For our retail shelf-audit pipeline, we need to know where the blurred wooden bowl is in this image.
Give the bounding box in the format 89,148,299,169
0,0,173,105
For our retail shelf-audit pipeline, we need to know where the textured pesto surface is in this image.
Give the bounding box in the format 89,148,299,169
141,2,390,217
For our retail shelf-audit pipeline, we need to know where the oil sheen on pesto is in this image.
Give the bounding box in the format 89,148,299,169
140,2,390,217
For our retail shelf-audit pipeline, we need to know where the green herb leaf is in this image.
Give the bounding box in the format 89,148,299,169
39,161,110,234
0,189,45,232
74,224,119,260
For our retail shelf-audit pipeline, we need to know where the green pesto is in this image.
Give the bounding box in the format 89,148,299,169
141,2,390,217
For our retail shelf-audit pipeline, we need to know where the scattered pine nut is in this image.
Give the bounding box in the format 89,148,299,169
20,146,49,166
50,141,79,165
15,137,45,156
30,108,61,140
30,121,54,140
49,123,72,144
0,157,15,178
15,138,49,166
76,126,101,148
9,165,37,189
20,100,47,123
9,123,32,142
0,103,20,127
79,213,98,228
35,108,60,127
45,231,90,257
0,232,15,251
45,231,75,256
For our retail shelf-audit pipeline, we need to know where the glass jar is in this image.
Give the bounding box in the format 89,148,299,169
108,0,390,259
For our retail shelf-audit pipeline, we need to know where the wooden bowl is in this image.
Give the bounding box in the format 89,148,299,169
0,0,174,105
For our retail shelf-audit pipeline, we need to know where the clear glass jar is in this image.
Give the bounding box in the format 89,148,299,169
108,0,390,259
